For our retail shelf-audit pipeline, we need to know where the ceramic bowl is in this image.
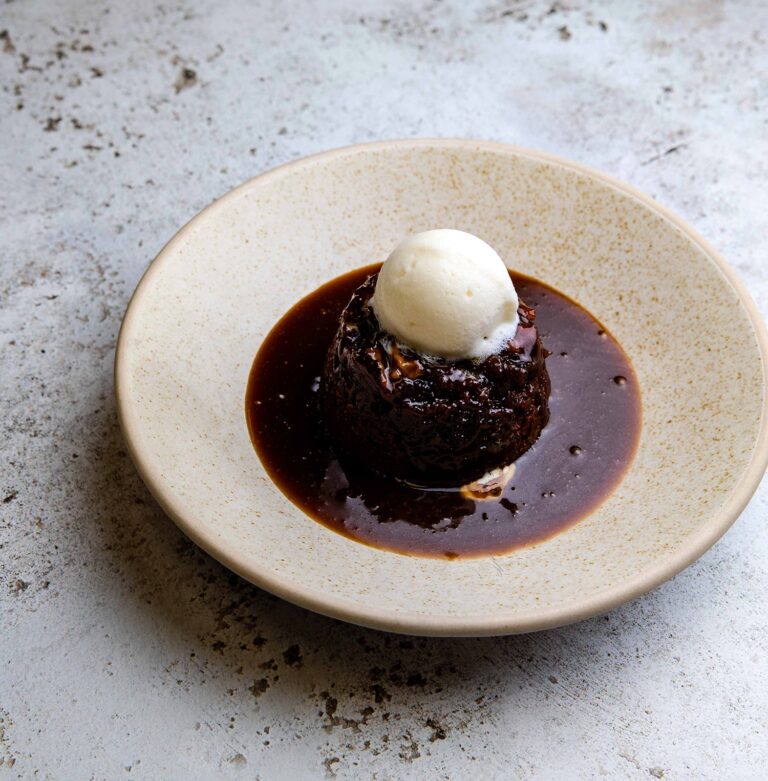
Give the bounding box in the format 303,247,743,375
115,139,768,636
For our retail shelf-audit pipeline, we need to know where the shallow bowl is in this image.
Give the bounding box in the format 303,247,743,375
115,139,768,636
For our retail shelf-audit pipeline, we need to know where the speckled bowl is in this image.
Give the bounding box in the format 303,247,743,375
115,139,768,636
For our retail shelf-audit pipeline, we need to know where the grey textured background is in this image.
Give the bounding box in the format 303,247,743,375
2,1,767,779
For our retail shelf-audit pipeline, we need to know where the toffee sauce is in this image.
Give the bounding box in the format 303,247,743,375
246,264,641,558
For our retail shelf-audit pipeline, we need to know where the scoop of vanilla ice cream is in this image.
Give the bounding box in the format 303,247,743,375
370,229,519,360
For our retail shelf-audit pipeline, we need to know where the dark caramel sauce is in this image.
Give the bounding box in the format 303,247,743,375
246,264,641,558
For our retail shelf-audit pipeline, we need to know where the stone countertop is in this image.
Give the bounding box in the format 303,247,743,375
2,1,767,778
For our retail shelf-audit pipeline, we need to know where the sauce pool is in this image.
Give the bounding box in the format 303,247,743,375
246,264,641,558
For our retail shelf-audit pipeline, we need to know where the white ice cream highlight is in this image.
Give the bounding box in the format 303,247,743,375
371,229,519,360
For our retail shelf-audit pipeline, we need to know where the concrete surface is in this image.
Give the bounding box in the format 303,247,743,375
2,0,767,778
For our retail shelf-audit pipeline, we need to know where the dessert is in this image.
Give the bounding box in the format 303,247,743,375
246,233,641,558
322,230,551,485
